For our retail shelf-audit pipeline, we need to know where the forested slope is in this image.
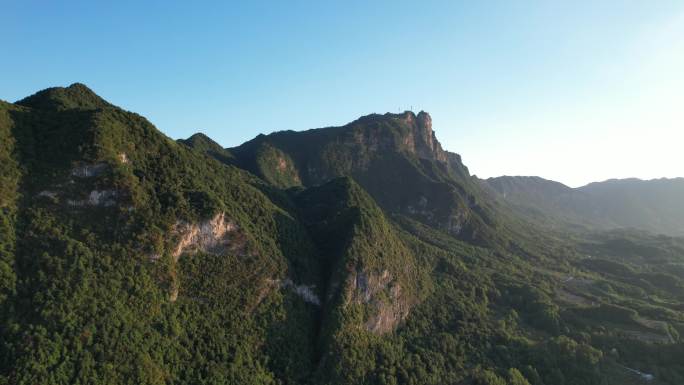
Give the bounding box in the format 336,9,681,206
1,84,683,384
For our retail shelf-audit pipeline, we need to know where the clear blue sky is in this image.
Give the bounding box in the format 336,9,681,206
3,1,683,187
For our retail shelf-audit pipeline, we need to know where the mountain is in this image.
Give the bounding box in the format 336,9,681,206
178,132,235,164
16,82,113,110
1,84,684,385
485,176,684,236
221,111,499,244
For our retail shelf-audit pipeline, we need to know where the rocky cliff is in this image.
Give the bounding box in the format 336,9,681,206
221,111,499,243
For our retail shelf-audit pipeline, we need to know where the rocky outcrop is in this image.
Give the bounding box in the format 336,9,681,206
405,194,470,236
230,110,488,242
406,195,434,219
37,190,58,199
268,278,321,305
346,111,449,165
171,212,245,261
71,163,108,177
446,211,468,235
167,212,250,302
346,268,412,334
411,111,448,163
67,189,118,207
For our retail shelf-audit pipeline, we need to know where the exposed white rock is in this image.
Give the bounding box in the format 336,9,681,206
167,212,249,302
351,269,393,304
347,268,411,334
88,190,117,206
281,279,321,305
264,278,321,305
67,189,117,207
447,212,466,235
118,153,129,164
71,163,108,177
171,212,242,261
37,190,58,199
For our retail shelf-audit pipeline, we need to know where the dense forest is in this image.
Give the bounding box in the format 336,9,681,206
1,83,683,384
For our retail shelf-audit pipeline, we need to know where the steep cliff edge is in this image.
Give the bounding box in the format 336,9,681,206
6,84,683,385
295,178,427,335
225,111,500,244
0,83,323,384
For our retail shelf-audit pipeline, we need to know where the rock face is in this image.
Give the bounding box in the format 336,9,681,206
229,110,497,244
86,190,117,206
349,111,449,165
292,178,423,337
231,111,457,186
167,212,249,302
37,190,58,199
280,279,321,305
67,190,118,207
404,111,448,163
171,212,244,261
71,163,108,178
347,268,412,334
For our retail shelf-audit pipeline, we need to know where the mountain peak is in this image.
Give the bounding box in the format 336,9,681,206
179,132,234,163
405,110,444,162
180,132,225,151
416,110,431,129
186,132,216,144
16,82,111,111
349,110,445,162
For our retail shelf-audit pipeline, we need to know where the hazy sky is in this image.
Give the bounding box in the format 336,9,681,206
3,1,682,187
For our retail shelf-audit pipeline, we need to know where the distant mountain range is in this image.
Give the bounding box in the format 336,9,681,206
1,83,683,385
484,176,684,237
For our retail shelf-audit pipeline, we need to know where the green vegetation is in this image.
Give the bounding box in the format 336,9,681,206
0,102,20,305
485,175,684,237
227,111,504,245
0,85,319,384
1,84,683,384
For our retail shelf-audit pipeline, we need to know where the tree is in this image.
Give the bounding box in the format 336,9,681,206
508,368,531,385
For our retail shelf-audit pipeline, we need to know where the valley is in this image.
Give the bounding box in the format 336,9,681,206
0,84,683,384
